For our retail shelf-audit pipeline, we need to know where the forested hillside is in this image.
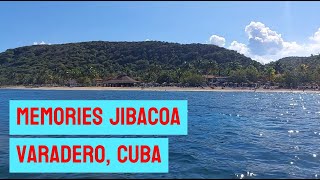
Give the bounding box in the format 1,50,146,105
0,41,262,86
0,41,319,88
267,55,320,87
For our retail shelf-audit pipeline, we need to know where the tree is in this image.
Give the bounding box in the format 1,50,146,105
156,71,177,84
230,69,247,83
181,71,204,86
266,67,276,82
245,65,259,82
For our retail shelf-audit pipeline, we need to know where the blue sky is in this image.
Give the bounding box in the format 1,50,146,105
1,1,320,63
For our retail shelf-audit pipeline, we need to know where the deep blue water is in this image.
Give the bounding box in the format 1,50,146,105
1,89,320,179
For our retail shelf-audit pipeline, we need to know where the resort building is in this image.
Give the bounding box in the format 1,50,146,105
202,75,215,83
93,78,103,86
203,75,230,84
103,75,139,87
67,79,79,87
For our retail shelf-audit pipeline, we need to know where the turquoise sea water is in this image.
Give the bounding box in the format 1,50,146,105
1,89,320,179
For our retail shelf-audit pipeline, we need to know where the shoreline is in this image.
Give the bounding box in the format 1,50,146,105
1,86,319,93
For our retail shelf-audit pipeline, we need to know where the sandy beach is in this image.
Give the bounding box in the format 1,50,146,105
1,86,319,93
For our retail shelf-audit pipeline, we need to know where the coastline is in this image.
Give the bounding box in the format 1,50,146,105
1,86,319,93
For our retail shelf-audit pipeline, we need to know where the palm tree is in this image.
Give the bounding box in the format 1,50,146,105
266,67,276,82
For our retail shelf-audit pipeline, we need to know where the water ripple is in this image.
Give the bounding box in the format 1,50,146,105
1,90,320,178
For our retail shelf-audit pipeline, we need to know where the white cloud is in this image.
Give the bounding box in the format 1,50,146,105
309,28,320,42
209,35,226,47
33,41,51,45
245,21,284,55
145,39,151,41
216,21,320,64
229,41,250,56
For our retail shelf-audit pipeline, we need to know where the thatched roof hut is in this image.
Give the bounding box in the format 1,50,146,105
104,75,139,87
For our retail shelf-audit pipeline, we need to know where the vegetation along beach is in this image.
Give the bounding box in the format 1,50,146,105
1,41,320,92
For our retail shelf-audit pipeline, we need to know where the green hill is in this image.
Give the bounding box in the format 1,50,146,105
271,55,320,72
0,41,262,86
267,55,320,87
